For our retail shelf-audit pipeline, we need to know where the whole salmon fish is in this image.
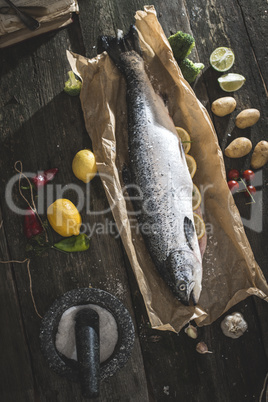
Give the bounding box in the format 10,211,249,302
101,25,203,305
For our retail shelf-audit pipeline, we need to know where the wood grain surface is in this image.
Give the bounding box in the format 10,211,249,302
0,1,267,401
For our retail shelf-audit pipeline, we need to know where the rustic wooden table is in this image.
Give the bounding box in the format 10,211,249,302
0,1,267,401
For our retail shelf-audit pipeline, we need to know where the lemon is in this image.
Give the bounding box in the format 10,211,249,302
72,149,97,183
47,199,82,237
210,47,235,72
218,73,246,92
185,154,197,178
192,184,202,211
193,213,206,240
176,127,191,154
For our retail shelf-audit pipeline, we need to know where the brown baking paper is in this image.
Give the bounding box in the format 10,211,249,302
68,5,268,332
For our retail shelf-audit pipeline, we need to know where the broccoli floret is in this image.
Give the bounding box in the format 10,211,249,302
179,59,204,83
168,31,195,64
64,71,82,96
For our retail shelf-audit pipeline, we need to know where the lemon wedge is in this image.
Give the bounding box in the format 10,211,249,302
210,47,235,72
185,154,197,178
192,184,202,211
218,73,246,92
193,213,206,240
176,127,191,154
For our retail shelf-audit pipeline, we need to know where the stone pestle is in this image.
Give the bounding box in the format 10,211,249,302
75,308,100,398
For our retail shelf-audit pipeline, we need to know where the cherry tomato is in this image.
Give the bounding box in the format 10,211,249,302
245,185,256,197
228,169,240,181
228,180,240,193
242,169,255,183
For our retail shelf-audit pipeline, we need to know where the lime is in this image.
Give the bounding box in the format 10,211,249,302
218,73,246,92
185,154,197,179
175,127,191,154
210,47,235,72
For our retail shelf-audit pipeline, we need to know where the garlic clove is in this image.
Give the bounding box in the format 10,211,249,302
221,312,248,339
196,341,213,354
184,324,198,339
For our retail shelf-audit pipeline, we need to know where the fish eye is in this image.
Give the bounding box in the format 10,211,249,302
179,283,186,291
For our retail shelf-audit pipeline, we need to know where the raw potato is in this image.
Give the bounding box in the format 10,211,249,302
235,109,260,129
251,140,268,169
225,137,252,158
211,97,236,117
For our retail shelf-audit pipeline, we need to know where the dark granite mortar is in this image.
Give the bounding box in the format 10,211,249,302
40,288,135,382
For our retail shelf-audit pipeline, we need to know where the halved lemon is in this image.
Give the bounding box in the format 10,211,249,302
218,73,246,92
210,47,235,72
193,213,206,240
192,184,202,211
176,127,191,154
185,154,197,178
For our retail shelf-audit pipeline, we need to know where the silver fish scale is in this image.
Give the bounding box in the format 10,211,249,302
129,117,194,264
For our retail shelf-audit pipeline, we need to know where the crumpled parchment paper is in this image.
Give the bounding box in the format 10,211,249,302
68,5,268,332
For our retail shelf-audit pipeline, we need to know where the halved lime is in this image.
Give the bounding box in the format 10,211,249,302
210,47,235,72
218,73,246,92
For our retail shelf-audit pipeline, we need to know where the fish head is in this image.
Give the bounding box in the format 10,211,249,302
167,249,200,305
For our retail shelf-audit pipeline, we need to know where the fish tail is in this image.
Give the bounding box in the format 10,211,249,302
99,25,142,70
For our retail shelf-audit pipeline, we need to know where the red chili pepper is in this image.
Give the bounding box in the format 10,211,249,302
32,168,58,188
24,207,43,239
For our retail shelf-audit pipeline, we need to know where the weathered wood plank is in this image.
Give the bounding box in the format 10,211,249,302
237,0,268,89
0,16,149,402
0,208,35,402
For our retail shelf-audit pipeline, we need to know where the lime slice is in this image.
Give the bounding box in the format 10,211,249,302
210,47,235,72
218,73,246,92
176,127,191,154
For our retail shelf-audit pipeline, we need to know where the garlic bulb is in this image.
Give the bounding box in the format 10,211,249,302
221,312,248,339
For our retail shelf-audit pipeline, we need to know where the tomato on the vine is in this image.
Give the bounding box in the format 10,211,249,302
242,169,255,183
228,180,240,193
245,185,256,197
228,169,240,181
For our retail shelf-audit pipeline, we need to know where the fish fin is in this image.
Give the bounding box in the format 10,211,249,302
99,25,142,70
184,216,194,251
